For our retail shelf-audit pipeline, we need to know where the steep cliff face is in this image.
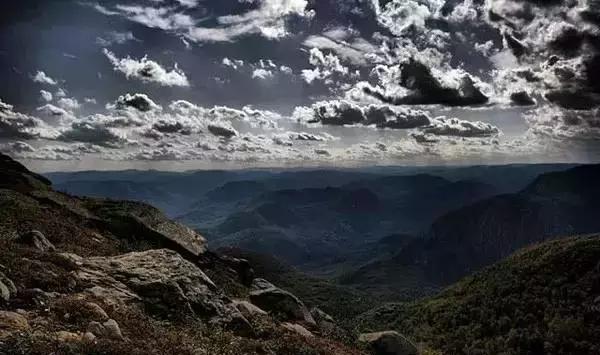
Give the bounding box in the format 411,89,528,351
0,154,366,355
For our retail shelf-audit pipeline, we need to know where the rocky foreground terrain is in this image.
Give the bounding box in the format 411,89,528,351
0,153,417,355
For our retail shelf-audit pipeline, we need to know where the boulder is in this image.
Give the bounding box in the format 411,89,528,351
87,319,123,340
0,311,30,339
0,272,17,303
359,331,418,355
251,278,276,291
17,230,55,252
55,330,97,343
249,279,316,327
221,255,254,286
55,331,84,343
281,322,314,338
233,300,267,320
82,302,110,322
61,249,250,332
310,307,335,332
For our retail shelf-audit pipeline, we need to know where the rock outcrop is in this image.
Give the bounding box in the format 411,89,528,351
87,319,124,340
61,249,249,331
16,230,56,252
282,322,314,338
249,278,316,327
0,311,30,340
0,272,17,303
0,153,365,355
311,307,335,333
85,200,207,258
233,300,267,320
359,331,418,355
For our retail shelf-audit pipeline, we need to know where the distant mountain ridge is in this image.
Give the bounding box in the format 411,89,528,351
47,164,578,278
343,164,600,293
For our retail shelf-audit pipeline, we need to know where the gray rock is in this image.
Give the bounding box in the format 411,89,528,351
17,230,55,252
0,311,29,339
249,281,316,327
63,249,250,332
87,319,123,340
0,272,17,303
281,322,314,338
233,300,267,320
251,278,276,291
359,331,418,355
310,307,335,332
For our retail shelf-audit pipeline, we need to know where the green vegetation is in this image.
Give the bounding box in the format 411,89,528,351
358,235,600,355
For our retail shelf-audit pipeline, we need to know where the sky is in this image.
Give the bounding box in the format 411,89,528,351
0,0,599,171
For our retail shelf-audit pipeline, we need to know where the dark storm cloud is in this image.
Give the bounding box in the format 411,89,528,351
58,120,128,147
362,58,489,107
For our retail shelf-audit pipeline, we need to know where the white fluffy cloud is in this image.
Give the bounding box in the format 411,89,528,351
103,49,190,87
301,48,350,84
32,71,58,86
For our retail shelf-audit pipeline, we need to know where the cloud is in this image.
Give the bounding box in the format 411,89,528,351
187,0,312,42
103,49,190,87
375,0,433,35
32,71,58,86
96,31,140,47
473,0,600,149
272,131,336,146
252,68,274,80
36,104,74,126
421,117,501,138
95,0,312,43
222,57,294,81
107,5,194,31
296,100,431,129
111,93,163,112
222,57,245,70
208,123,238,138
302,34,375,65
0,141,35,154
40,90,53,102
3,143,104,161
525,106,600,141
0,99,54,140
301,48,349,84
57,97,81,111
58,120,128,148
360,58,489,106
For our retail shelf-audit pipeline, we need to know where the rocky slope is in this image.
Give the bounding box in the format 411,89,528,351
0,153,369,355
358,234,600,355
